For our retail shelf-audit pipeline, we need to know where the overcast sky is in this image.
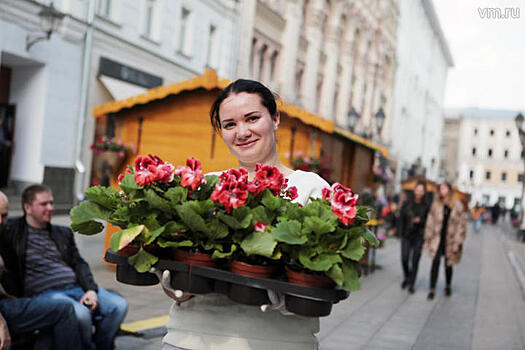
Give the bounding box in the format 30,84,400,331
432,0,525,111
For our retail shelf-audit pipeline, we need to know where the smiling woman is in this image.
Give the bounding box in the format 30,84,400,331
161,79,330,350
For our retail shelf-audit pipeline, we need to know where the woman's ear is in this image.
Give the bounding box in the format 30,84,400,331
273,111,280,130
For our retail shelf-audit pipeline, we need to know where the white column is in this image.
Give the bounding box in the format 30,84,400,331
279,0,303,102
351,28,370,126
236,0,257,78
300,0,324,113
335,22,357,128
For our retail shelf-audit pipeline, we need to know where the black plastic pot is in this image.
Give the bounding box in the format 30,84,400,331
284,294,333,317
116,265,159,286
227,284,269,306
170,270,215,294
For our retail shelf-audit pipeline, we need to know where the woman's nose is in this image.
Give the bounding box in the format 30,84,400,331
236,123,251,138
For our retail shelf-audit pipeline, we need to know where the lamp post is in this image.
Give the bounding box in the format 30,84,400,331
347,107,359,133
26,2,65,51
515,112,525,231
375,107,386,137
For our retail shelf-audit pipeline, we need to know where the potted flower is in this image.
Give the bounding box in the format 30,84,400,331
91,136,133,184
290,151,332,181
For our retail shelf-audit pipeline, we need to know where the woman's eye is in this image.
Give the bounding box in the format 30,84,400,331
222,122,235,129
247,116,260,122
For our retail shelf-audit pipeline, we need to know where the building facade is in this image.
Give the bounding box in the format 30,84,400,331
0,0,239,205
236,0,399,142
389,0,453,189
445,108,524,209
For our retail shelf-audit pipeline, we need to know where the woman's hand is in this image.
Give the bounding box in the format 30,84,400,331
422,242,428,250
80,290,98,311
261,290,294,316
0,313,11,350
149,269,193,304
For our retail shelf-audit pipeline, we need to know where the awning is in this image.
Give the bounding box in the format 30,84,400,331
334,127,389,157
98,75,148,101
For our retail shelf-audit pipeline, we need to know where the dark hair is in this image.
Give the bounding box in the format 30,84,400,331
22,184,52,206
209,79,277,132
415,180,427,192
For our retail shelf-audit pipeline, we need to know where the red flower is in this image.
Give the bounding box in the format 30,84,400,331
324,183,359,225
248,164,285,196
175,157,205,190
254,222,267,232
118,167,133,184
133,154,174,186
211,168,250,212
285,186,298,201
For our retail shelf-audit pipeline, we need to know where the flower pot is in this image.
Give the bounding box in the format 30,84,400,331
229,260,278,278
172,249,216,294
284,294,333,317
285,267,336,289
228,284,270,306
116,265,159,286
93,150,126,185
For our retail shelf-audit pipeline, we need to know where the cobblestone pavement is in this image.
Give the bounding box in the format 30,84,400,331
57,214,525,350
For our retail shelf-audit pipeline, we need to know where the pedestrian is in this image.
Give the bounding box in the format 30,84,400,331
0,190,83,350
157,79,330,349
424,182,467,299
398,181,429,293
470,202,485,233
0,185,128,350
491,202,500,224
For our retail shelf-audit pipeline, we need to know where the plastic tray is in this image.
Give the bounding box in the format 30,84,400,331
105,249,349,317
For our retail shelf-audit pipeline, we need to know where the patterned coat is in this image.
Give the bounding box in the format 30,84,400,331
424,198,467,266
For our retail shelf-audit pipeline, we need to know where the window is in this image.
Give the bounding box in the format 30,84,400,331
488,148,493,158
469,170,474,179
504,149,509,158
205,24,217,68
98,0,112,17
258,45,267,81
506,130,511,137
143,0,156,38
474,128,478,136
179,7,192,55
522,150,525,159
269,51,279,83
482,194,490,204
472,147,476,156
490,129,494,136
515,197,521,207
501,172,507,182
485,171,491,180
519,174,524,182
498,196,506,206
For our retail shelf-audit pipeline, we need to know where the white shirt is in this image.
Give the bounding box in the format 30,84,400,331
163,170,330,350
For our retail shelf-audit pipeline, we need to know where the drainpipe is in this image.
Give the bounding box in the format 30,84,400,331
74,0,97,202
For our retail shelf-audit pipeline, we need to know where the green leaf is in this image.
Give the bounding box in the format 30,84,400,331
110,225,145,251
128,247,159,273
157,239,193,248
212,245,237,259
363,226,380,246
303,216,335,235
165,187,188,205
298,252,342,271
271,220,306,244
143,213,161,231
71,220,104,235
187,200,215,216
70,201,112,227
85,186,120,209
241,232,277,257
341,236,365,260
251,206,273,225
119,174,142,193
144,225,166,245
164,221,188,233
341,262,361,291
175,203,210,234
207,219,230,240
327,264,344,286
145,189,172,213
261,190,282,211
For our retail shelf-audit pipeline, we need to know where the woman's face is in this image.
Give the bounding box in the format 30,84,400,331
414,184,425,201
218,92,279,165
439,183,450,198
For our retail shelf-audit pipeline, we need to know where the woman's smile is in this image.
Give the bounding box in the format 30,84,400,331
237,139,259,148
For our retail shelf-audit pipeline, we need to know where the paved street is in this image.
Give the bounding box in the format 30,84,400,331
61,215,525,350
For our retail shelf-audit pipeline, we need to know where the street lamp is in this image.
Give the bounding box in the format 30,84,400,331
26,2,65,51
347,107,360,132
375,107,386,135
515,112,525,233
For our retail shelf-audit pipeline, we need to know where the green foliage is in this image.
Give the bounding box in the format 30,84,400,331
128,247,158,273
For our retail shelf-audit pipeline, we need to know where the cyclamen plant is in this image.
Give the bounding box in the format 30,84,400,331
70,155,378,292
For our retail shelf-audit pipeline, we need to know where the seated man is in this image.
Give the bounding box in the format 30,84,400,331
0,190,83,350
1,185,128,350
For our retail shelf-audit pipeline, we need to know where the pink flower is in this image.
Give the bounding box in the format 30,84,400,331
324,183,359,225
248,164,285,196
117,167,133,184
254,221,267,232
133,154,175,186
118,151,125,158
285,186,298,201
175,157,205,190
211,168,250,212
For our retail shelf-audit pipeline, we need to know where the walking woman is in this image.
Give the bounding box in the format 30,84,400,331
398,181,429,293
160,79,330,349
424,182,467,300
